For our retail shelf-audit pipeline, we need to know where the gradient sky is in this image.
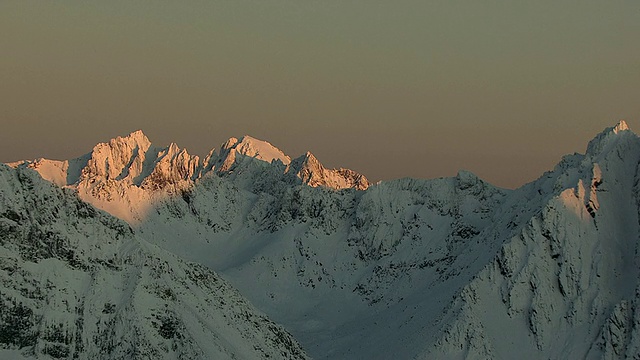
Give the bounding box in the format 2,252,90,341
1,1,639,189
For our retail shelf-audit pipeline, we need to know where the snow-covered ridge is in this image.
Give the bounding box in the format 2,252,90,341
586,120,633,156
9,131,370,223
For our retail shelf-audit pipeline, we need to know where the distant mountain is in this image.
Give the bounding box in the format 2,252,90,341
6,120,640,359
9,132,369,223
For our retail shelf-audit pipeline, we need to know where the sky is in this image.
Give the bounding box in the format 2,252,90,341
1,1,639,189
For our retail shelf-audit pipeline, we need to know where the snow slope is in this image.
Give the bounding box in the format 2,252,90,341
0,164,308,359
6,120,640,359
423,120,640,359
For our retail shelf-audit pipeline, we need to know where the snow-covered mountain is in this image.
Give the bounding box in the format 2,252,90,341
9,132,369,223
0,164,308,359
5,120,640,359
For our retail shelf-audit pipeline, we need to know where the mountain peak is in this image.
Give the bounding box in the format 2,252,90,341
224,135,291,165
301,151,319,163
221,137,239,150
586,120,637,156
124,129,150,143
128,129,148,139
288,151,370,190
105,129,152,151
613,120,630,133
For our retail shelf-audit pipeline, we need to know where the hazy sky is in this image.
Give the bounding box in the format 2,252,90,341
1,1,638,188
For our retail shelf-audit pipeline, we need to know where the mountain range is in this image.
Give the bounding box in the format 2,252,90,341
3,120,640,359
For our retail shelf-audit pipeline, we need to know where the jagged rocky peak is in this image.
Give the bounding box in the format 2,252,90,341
6,130,157,186
586,120,637,156
212,135,370,189
9,130,375,202
291,151,322,171
613,119,630,133
81,131,202,187
82,130,155,181
221,136,239,150
100,129,153,159
289,151,370,190
288,151,325,183
5,130,373,226
140,142,201,191
123,129,151,145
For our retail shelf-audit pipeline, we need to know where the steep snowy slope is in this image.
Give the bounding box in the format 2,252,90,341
0,164,308,359
422,120,640,359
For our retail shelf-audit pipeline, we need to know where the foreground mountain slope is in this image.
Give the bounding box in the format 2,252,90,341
0,164,308,359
